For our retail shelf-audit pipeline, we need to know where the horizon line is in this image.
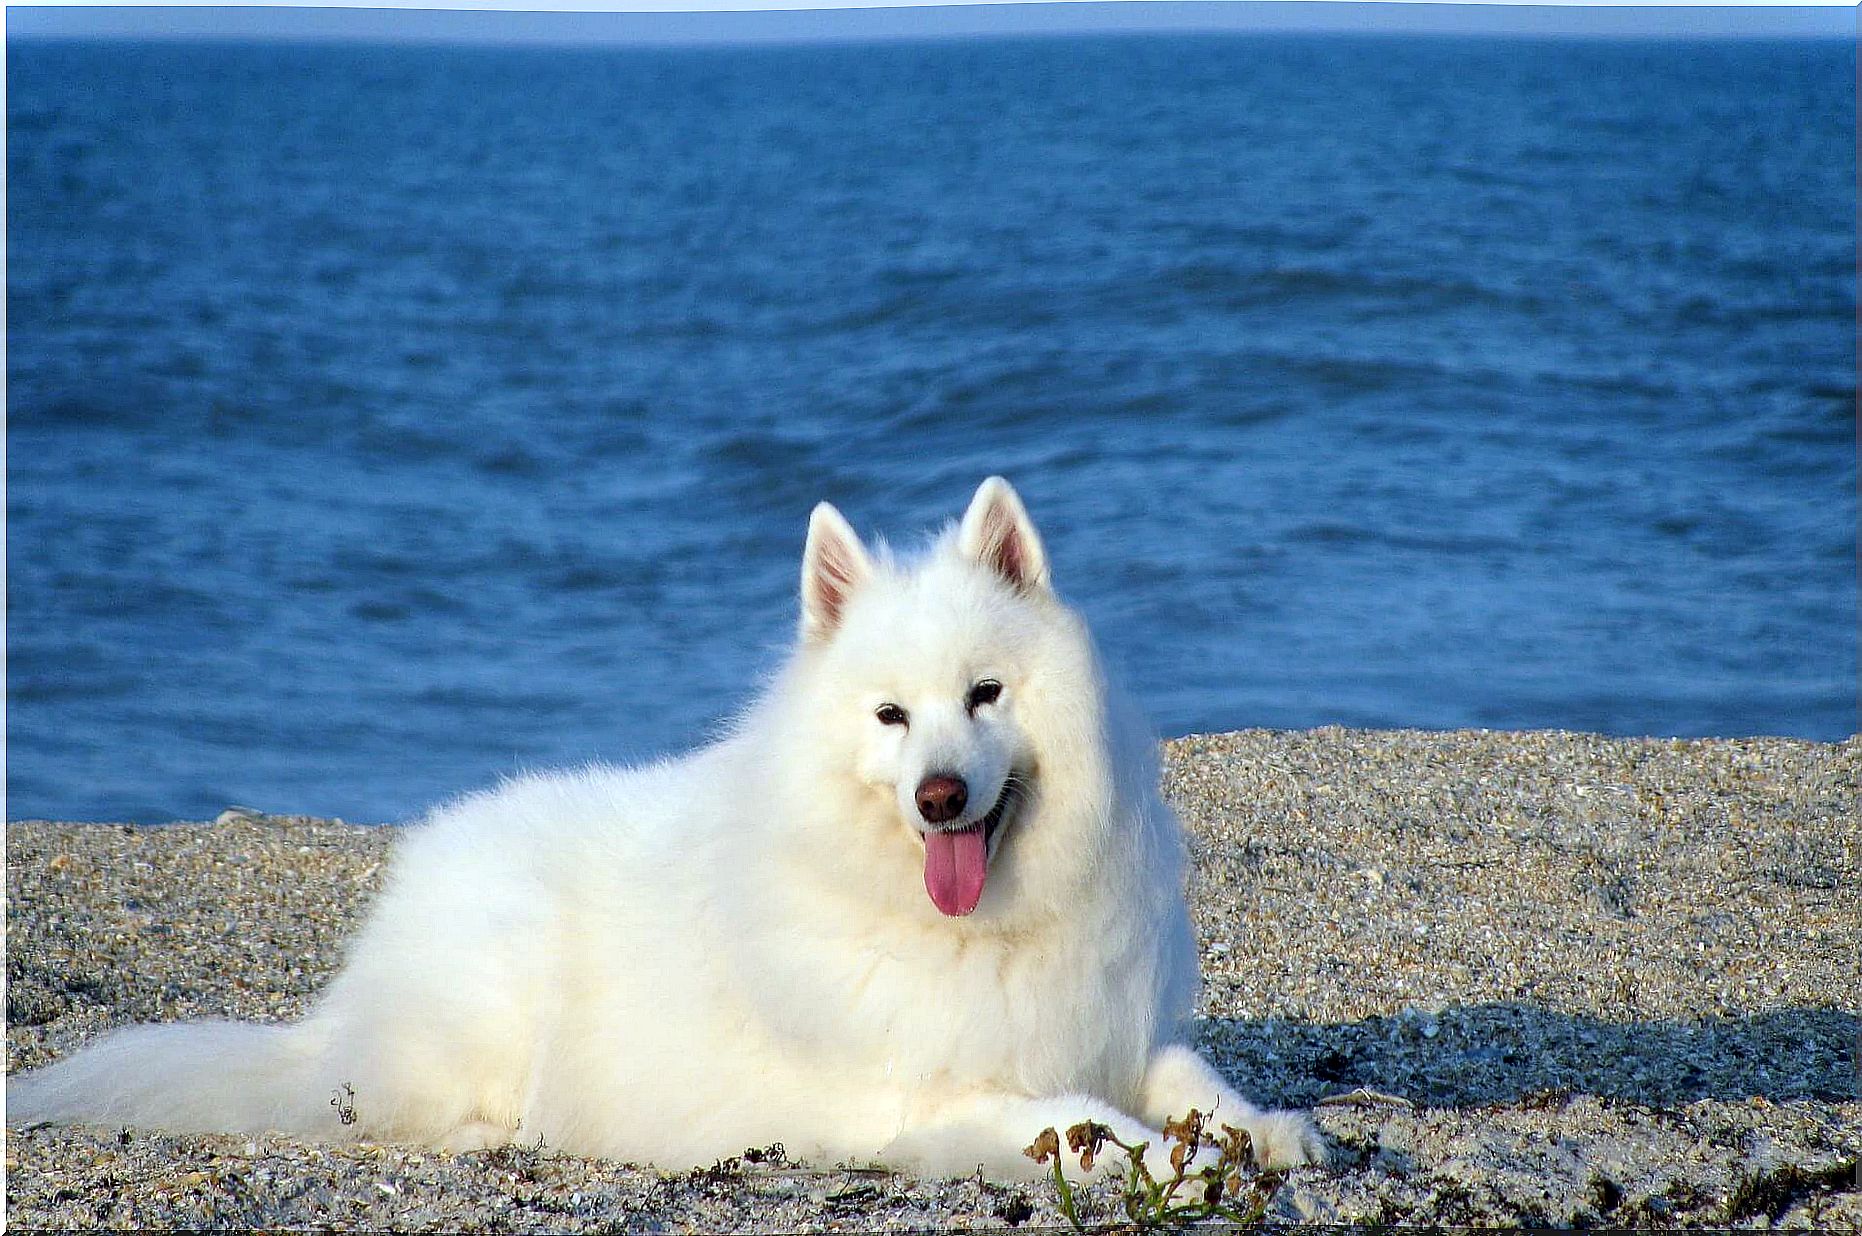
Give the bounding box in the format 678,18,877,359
7,3,1855,43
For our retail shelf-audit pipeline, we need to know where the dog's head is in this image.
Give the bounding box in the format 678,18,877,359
784,477,1123,922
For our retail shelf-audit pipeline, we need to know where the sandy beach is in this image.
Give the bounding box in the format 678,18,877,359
8,727,1858,1229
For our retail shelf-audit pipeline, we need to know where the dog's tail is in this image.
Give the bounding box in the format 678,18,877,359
8,1018,343,1138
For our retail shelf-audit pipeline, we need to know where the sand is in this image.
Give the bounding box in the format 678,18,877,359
7,727,1859,1229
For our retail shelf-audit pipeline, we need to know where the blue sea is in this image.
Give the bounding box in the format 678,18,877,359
6,34,1855,824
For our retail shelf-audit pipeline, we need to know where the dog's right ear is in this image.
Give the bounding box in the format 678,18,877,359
800,501,872,642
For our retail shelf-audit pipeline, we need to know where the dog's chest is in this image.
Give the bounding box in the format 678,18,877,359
763,912,1159,1102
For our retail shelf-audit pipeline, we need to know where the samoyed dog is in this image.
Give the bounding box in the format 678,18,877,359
10,478,1323,1178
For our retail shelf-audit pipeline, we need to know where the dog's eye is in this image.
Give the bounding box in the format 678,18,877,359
966,679,1003,711
874,703,909,727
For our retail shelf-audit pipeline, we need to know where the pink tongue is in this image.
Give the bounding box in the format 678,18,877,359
923,825,988,917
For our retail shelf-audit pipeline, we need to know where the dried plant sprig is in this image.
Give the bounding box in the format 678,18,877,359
1024,1108,1280,1232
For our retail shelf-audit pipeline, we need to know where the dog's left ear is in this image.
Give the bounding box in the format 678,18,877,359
958,476,1051,593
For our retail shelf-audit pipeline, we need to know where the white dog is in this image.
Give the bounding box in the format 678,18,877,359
9,478,1323,1178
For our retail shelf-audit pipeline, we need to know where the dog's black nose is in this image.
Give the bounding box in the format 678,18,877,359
916,775,968,824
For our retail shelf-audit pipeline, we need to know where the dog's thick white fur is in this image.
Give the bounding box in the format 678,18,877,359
9,478,1323,1179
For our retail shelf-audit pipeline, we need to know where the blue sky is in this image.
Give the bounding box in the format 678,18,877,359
6,3,1854,42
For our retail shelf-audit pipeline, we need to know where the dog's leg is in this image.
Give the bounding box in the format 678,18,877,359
1135,1043,1326,1168
880,1092,1161,1182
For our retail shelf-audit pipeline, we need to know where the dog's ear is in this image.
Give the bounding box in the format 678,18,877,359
801,501,873,641
958,476,1051,593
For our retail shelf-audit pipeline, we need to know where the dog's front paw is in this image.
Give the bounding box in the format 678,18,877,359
436,1120,516,1154
1245,1109,1327,1169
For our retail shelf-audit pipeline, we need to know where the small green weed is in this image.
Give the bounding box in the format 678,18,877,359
1025,1109,1280,1231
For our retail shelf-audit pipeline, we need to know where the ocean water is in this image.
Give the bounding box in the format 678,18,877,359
6,34,1855,824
